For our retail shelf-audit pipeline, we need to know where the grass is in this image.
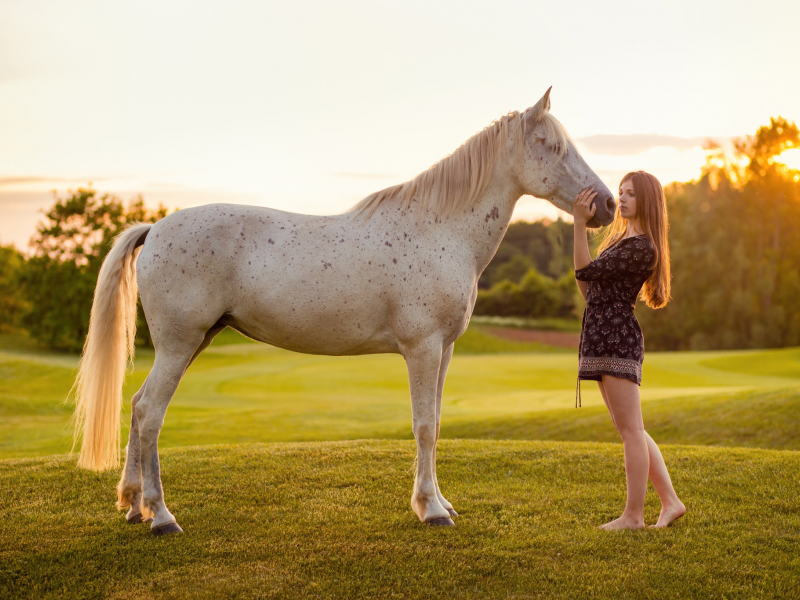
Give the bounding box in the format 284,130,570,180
1,327,799,458
452,323,571,354
0,330,51,353
470,315,582,333
1,439,798,599
443,387,800,450
2,327,800,598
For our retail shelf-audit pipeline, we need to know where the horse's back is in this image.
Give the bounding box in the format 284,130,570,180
136,203,407,354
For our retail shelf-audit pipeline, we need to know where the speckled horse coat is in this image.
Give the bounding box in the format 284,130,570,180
73,88,615,535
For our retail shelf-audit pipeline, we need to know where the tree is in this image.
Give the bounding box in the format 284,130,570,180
474,266,578,319
637,116,800,350
21,187,169,352
0,244,29,332
491,254,535,287
479,217,575,289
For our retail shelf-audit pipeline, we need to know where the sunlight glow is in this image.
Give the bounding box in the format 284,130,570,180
1,0,799,250
775,148,800,171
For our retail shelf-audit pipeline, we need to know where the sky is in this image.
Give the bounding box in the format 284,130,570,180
1,0,799,250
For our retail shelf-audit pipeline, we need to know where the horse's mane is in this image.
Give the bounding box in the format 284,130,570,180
348,109,574,221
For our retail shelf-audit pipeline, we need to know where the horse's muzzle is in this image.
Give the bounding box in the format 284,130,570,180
587,192,616,228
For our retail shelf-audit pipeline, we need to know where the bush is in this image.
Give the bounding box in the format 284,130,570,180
0,244,29,331
474,267,578,319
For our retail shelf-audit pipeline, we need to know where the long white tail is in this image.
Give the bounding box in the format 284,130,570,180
72,223,152,471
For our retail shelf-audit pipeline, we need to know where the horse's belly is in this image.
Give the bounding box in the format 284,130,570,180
228,284,398,356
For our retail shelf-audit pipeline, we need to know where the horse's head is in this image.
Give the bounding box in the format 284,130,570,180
515,87,615,228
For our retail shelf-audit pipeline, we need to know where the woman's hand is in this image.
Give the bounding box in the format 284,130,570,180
573,188,595,294
573,188,597,226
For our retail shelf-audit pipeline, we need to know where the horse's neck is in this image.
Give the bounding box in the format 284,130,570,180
445,174,521,280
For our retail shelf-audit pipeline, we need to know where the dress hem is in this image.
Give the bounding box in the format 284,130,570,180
577,371,642,386
578,356,642,386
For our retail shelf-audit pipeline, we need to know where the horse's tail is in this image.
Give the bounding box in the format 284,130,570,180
72,223,152,471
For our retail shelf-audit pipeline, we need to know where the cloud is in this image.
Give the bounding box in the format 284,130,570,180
0,176,106,188
331,172,399,180
575,134,727,156
0,175,178,191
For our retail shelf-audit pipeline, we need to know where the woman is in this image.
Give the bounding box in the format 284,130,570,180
573,170,686,530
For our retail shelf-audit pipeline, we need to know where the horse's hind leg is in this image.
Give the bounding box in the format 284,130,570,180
186,323,227,369
117,376,151,523
433,343,457,518
115,324,225,525
136,340,202,535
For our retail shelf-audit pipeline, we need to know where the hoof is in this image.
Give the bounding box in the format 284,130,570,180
426,517,456,527
126,512,144,524
446,508,458,517
152,522,184,536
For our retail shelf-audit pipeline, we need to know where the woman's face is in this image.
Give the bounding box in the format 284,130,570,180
618,179,637,221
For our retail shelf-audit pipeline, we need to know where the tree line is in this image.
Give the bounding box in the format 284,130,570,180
0,189,167,351
637,117,800,350
474,116,800,351
1,116,797,352
474,218,582,320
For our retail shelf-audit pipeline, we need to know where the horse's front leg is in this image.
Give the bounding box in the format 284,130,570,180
433,343,457,518
405,339,454,526
116,378,152,523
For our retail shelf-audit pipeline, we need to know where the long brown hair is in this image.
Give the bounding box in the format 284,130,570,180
596,171,671,308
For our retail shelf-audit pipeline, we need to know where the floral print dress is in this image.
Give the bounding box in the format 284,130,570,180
573,234,655,406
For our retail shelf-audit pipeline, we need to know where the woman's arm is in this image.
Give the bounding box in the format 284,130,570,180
573,188,597,301
576,272,588,302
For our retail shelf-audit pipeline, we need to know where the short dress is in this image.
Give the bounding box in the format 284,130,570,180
573,234,655,407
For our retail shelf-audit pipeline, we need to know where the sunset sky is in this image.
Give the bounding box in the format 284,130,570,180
2,0,799,250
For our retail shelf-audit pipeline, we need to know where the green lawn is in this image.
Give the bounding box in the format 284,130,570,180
1,440,798,599
443,387,800,450
2,328,799,598
1,327,799,458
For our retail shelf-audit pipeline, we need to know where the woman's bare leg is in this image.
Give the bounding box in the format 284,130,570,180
597,381,617,429
598,380,685,528
643,432,686,527
597,375,648,530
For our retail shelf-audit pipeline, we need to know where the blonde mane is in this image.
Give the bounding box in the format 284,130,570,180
349,109,575,221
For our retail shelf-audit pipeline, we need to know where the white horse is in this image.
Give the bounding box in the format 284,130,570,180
73,87,615,534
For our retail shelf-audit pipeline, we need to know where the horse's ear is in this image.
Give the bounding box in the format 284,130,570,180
527,86,552,122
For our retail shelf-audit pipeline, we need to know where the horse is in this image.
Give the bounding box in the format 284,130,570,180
72,87,615,534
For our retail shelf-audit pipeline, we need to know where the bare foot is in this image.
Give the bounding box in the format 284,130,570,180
598,516,645,531
649,501,686,528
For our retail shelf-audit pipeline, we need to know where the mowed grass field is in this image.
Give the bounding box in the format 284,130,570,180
1,326,800,458
2,441,799,599
1,325,799,598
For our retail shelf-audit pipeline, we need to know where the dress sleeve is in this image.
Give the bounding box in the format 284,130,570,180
574,238,655,281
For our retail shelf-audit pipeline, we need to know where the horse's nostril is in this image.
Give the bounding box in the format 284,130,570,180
606,197,616,213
